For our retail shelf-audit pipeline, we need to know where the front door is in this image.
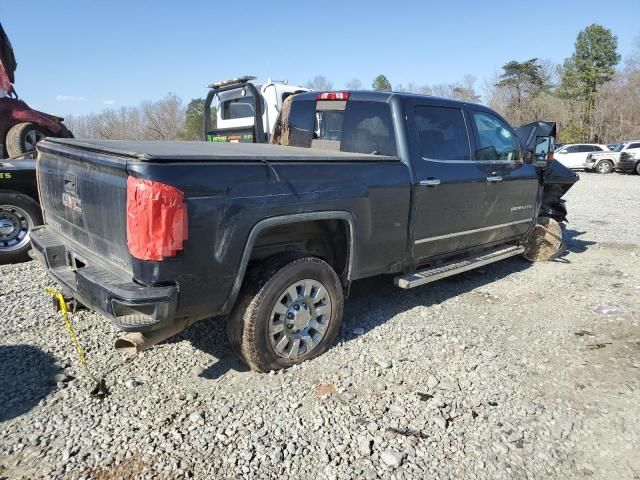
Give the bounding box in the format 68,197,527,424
468,109,539,242
406,100,487,262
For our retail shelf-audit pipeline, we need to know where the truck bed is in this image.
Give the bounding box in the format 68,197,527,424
44,138,396,162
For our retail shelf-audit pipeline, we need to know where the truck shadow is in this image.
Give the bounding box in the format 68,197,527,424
562,229,596,254
182,253,579,378
0,344,61,422
341,257,533,339
170,318,250,380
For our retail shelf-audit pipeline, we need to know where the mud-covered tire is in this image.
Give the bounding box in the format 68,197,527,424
6,122,49,158
522,216,565,262
0,192,42,264
595,160,613,174
228,254,344,372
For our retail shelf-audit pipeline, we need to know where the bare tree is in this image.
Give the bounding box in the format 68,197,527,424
345,78,362,90
306,75,333,91
64,94,186,141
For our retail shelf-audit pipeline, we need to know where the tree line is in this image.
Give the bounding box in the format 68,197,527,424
66,24,639,144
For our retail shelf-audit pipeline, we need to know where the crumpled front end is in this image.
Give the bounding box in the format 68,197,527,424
540,160,580,223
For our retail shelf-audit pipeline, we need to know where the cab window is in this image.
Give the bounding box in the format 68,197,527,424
471,111,521,161
282,99,397,156
413,105,471,160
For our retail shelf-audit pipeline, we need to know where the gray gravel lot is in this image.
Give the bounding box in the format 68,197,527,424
1,172,639,479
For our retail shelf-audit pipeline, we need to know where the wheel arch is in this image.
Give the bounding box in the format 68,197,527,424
223,211,357,312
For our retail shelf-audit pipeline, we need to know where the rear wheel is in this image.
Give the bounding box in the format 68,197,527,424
0,192,42,264
636,162,640,175
6,123,48,158
595,160,613,174
228,254,344,372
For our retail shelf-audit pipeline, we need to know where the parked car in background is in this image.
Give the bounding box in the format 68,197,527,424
0,96,74,158
0,156,41,264
615,141,640,174
1,23,74,158
585,141,640,174
554,144,609,171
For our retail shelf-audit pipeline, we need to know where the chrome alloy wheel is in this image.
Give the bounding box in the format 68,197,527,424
268,278,332,360
596,161,612,174
24,129,46,151
0,205,33,252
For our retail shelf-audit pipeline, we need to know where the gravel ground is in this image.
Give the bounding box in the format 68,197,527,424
1,172,639,480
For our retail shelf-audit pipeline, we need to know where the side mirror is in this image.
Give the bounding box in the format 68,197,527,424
534,136,553,168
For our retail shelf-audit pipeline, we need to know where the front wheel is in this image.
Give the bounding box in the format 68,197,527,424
595,160,614,174
229,254,344,372
0,192,43,264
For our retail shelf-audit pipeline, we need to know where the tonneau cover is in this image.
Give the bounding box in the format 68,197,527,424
43,138,397,162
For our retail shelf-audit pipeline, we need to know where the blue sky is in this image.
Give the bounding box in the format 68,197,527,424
2,0,639,116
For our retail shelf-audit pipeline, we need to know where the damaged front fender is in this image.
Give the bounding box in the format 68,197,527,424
540,160,580,223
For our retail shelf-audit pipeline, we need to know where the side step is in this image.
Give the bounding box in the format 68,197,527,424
394,245,525,289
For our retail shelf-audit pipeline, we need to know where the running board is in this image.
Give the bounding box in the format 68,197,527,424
394,245,525,289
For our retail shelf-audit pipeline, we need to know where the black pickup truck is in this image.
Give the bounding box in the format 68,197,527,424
31,91,577,372
0,157,42,264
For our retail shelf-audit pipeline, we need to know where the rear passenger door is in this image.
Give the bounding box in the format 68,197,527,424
468,109,539,243
406,100,488,261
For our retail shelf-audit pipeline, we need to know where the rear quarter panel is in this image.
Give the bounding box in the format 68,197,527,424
126,159,412,319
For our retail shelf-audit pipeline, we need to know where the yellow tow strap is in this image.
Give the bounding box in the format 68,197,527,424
46,288,109,398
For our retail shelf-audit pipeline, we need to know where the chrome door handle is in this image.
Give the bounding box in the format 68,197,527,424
419,178,441,186
486,176,503,182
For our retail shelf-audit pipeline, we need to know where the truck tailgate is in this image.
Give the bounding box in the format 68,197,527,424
37,141,132,272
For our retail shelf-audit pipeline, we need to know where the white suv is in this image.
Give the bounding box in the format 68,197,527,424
554,144,610,170
586,141,640,174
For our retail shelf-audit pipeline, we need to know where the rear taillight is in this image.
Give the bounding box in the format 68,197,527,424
316,92,349,101
126,177,188,261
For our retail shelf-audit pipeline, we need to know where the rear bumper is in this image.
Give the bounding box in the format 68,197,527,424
31,226,178,332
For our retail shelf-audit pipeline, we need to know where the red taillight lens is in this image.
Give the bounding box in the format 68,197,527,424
126,176,188,261
316,92,349,101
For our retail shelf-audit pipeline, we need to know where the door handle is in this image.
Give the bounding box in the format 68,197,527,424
486,176,503,182
419,178,441,186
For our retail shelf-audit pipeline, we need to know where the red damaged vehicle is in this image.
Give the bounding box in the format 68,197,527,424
1,23,72,158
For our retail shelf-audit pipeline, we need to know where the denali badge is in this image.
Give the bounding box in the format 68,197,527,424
62,193,83,213
510,205,533,212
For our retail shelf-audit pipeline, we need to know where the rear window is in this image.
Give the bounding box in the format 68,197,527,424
221,97,255,120
283,100,397,156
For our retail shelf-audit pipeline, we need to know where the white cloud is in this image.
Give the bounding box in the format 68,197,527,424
56,95,85,101
103,99,115,105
